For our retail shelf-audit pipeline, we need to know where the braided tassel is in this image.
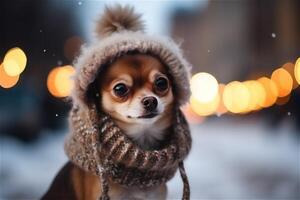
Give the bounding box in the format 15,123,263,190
91,129,110,200
179,161,190,200
97,164,109,200
89,106,110,200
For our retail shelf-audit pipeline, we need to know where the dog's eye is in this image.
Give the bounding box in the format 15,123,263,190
113,83,129,97
154,77,169,92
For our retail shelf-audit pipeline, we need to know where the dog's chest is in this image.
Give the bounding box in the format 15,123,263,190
125,124,165,150
109,183,167,200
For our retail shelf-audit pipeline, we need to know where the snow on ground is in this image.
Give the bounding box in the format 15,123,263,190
0,119,299,200
0,131,67,200
168,119,299,200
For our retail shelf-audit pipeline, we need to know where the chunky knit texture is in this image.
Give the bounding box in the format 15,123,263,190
65,5,192,200
65,105,191,199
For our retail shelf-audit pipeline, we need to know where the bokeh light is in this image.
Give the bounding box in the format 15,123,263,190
271,68,293,97
54,66,75,97
181,104,205,124
3,47,27,76
276,95,290,106
295,58,300,84
223,81,250,113
47,65,75,97
0,63,19,88
190,94,220,116
47,67,60,97
190,72,218,103
257,77,278,108
243,80,266,112
215,84,228,116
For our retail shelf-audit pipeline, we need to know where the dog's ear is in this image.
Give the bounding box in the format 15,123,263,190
95,4,144,38
85,61,112,110
85,76,102,112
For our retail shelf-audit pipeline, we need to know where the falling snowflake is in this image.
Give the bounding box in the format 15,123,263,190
57,60,63,65
43,49,47,53
78,1,82,5
39,29,43,33
271,33,276,38
287,112,291,116
207,50,211,53
55,114,59,117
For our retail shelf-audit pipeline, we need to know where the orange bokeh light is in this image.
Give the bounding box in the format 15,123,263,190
222,81,250,113
257,77,278,108
190,94,220,116
181,104,205,124
215,84,228,115
243,80,266,112
295,58,300,84
3,47,27,76
47,65,75,97
190,72,219,103
0,63,19,88
54,66,75,97
276,95,290,106
271,68,293,97
47,67,61,97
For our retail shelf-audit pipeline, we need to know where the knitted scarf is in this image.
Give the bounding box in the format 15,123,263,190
64,104,192,200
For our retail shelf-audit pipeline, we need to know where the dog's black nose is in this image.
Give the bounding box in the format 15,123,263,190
142,96,158,112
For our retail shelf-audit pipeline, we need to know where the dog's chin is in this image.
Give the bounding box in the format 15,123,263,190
115,113,161,125
130,116,159,124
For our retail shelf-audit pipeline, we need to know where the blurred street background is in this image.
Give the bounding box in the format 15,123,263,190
0,0,299,199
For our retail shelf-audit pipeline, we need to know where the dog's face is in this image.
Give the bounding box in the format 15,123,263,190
99,54,174,126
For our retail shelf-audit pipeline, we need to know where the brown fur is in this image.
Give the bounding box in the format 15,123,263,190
42,162,167,200
71,165,101,200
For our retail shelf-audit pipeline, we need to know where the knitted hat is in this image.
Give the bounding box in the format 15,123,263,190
65,5,192,200
71,4,191,108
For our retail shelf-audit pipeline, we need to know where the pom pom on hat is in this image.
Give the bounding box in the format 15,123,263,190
95,4,145,38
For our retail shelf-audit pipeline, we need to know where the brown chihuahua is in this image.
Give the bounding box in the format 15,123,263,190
42,5,192,200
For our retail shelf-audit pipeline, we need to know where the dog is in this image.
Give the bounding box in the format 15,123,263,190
42,53,174,200
42,4,192,200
